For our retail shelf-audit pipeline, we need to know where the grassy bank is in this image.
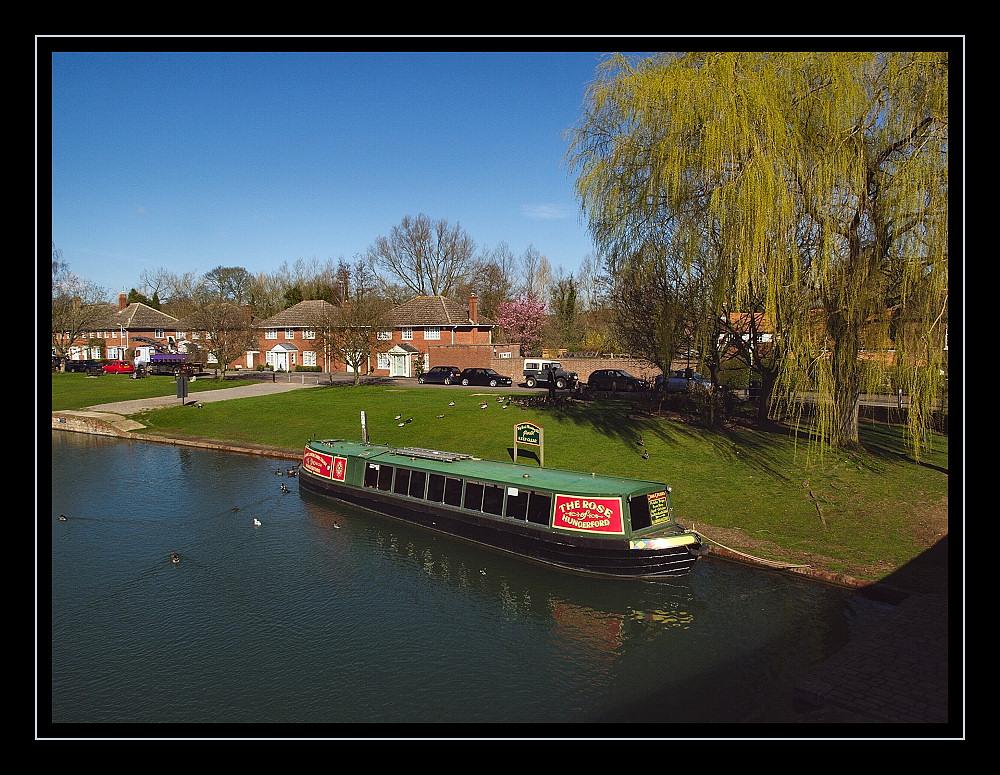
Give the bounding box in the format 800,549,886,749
50,373,949,585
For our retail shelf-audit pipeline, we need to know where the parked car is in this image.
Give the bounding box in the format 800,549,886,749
663,369,712,392
64,359,104,374
522,359,579,389
458,368,513,387
102,360,135,374
586,369,650,392
418,366,462,385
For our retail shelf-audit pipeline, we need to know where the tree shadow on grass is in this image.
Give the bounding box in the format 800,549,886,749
541,397,801,481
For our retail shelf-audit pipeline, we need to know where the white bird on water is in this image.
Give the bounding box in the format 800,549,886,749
253,518,262,526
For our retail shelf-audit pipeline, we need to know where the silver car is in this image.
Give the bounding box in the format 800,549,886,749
664,370,712,392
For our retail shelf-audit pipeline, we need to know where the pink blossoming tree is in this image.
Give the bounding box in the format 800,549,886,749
494,293,548,356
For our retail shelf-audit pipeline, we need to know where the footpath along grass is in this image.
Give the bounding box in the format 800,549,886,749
48,370,244,410
50,375,949,583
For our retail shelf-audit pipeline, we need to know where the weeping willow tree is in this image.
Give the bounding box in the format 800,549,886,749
568,51,949,458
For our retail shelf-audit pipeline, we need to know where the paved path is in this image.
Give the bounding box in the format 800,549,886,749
794,591,952,726
83,378,322,414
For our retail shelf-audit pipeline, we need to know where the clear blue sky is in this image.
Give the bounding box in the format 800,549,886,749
49,47,650,299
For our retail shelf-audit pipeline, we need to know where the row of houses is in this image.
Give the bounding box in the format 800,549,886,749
55,292,524,378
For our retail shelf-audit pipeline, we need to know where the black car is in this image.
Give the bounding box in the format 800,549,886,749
418,366,462,385
586,369,650,392
64,359,104,374
458,368,513,387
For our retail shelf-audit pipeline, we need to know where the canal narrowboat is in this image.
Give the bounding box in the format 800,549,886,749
298,438,707,578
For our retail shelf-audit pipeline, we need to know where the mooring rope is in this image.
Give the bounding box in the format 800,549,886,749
692,527,813,570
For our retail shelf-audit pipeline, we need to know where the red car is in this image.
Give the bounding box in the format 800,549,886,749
102,360,135,374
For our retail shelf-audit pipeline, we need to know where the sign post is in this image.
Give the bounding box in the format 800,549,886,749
176,375,188,404
514,421,544,467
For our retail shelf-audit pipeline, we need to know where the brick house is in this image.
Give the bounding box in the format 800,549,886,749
170,294,497,375
249,299,336,372
55,293,183,362
59,292,513,376
378,295,495,377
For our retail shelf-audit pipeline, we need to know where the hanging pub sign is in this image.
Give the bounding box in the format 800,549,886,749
514,421,544,467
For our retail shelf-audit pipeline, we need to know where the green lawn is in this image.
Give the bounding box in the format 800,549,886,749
50,370,253,410
50,374,950,583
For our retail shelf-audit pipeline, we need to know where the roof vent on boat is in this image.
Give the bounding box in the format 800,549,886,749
393,447,475,462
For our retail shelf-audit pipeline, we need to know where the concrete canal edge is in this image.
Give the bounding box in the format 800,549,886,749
51,410,302,462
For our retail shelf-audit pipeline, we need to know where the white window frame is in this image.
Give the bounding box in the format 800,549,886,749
284,328,295,339
304,329,316,339
266,329,278,340
377,352,390,369
303,350,317,367
401,328,413,340
423,326,440,340
377,330,393,341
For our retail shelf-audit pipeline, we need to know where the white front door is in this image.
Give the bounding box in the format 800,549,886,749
391,354,408,377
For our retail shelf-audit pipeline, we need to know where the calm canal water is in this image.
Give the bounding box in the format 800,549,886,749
46,430,890,733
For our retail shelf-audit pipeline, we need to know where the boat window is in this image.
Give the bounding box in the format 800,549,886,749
408,470,427,499
377,464,394,491
482,484,504,516
505,489,528,520
464,481,484,511
364,463,379,488
629,494,652,530
527,492,551,526
427,473,445,502
444,477,463,507
393,467,411,496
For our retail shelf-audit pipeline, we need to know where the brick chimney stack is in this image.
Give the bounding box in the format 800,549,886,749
468,294,479,324
118,292,128,311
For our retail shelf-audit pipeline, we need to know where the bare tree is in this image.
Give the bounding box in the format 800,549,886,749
473,241,520,319
366,214,477,297
317,261,393,386
183,303,258,378
51,245,111,368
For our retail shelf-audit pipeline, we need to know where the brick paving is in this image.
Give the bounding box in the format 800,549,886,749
794,592,952,724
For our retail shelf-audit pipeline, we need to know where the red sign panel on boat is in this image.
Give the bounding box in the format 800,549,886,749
552,495,624,534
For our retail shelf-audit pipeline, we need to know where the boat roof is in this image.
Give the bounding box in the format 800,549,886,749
307,439,669,497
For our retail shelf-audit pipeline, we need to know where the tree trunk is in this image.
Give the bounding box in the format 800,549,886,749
829,314,863,448
756,367,778,422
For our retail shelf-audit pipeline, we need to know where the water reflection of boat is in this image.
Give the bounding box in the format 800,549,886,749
299,438,707,578
301,486,699,650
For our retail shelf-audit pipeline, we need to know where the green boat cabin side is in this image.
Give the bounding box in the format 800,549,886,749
302,439,685,540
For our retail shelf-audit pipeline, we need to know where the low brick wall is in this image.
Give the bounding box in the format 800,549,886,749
491,356,661,384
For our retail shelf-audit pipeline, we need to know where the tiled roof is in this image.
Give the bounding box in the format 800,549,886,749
259,300,339,327
387,342,420,353
100,302,179,329
385,296,493,326
172,303,264,331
